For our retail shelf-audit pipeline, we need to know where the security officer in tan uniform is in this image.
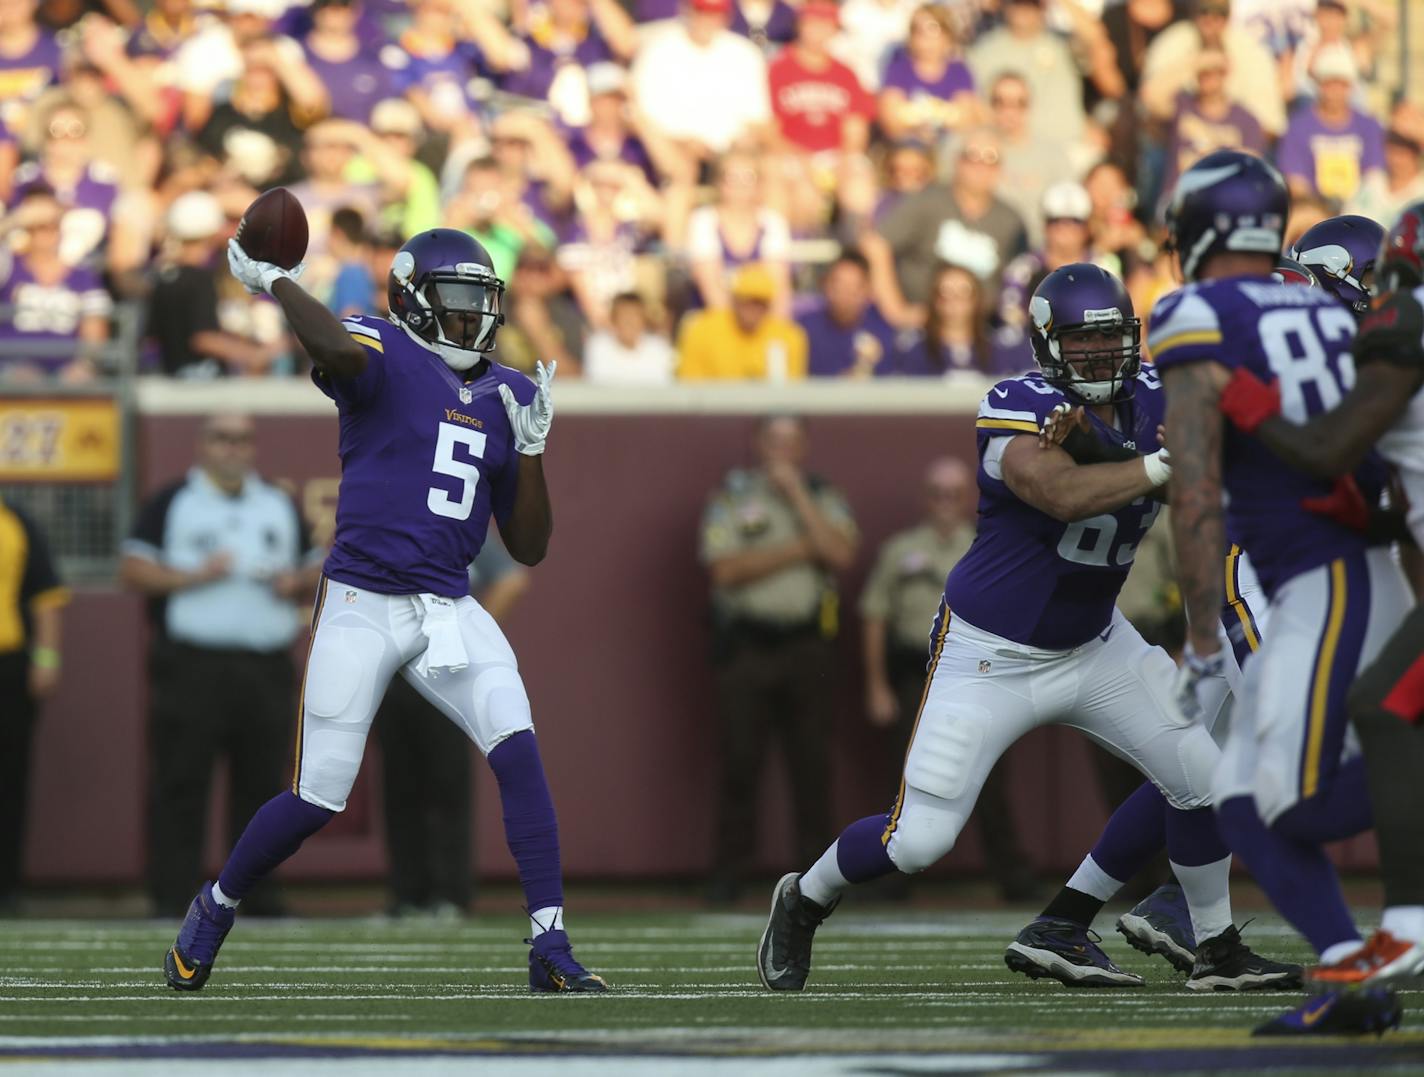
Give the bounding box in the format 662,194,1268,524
860,457,1039,901
700,415,858,904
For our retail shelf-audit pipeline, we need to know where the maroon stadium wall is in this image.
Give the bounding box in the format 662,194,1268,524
24,391,1379,884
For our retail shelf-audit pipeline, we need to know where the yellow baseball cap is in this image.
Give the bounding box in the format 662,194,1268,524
730,263,776,302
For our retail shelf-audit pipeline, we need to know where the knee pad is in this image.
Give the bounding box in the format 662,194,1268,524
304,625,388,722
886,790,961,874
1162,724,1219,810
902,702,992,802
471,664,531,735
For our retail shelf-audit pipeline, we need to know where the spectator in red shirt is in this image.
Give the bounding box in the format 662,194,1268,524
768,1,872,157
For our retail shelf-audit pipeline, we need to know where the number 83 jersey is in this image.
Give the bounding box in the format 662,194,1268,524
1149,277,1387,599
313,315,535,598
944,368,1165,651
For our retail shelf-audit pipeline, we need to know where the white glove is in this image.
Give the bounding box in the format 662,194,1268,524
227,238,304,296
498,359,556,456
1173,642,1226,723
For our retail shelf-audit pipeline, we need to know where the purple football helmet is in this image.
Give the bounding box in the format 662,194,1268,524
1165,150,1289,282
388,228,505,370
1028,263,1141,405
1289,214,1385,315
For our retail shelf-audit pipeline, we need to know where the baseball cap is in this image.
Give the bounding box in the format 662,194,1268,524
731,264,776,302
800,0,839,24
1312,44,1358,84
689,0,731,14
167,191,225,241
1042,181,1092,222
223,0,286,18
586,61,628,97
371,97,423,136
1194,0,1230,15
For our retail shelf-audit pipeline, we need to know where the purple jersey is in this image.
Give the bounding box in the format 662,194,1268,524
1150,277,1386,598
314,315,535,598
0,254,111,373
0,30,61,130
943,368,1166,649
302,48,396,122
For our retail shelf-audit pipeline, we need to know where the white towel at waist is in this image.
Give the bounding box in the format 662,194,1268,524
414,593,469,677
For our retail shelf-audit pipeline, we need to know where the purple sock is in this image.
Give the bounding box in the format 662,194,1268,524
835,814,897,883
1165,804,1230,866
1216,795,1359,955
217,791,333,901
1090,781,1168,881
487,731,563,913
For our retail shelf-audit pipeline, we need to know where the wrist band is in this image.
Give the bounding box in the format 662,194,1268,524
31,646,60,670
1142,449,1173,486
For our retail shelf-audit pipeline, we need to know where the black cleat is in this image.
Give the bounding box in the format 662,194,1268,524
1187,925,1303,991
1254,988,1403,1036
1005,916,1143,987
757,872,836,992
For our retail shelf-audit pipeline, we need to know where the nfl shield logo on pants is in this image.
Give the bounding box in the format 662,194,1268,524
459,387,473,404
978,659,991,673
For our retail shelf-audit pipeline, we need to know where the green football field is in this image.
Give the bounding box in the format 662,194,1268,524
2,908,1423,1075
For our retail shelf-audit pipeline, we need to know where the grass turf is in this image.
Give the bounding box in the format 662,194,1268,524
1,909,1423,1074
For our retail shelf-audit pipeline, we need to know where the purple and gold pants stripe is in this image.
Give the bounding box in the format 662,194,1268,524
1223,543,1262,666
1299,556,1371,801
882,600,952,847
290,576,330,795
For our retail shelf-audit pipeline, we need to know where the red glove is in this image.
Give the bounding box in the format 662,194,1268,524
1218,367,1282,433
1301,475,1370,534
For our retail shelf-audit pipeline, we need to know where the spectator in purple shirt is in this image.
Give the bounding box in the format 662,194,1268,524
0,0,61,134
887,262,1026,378
0,186,111,384
301,0,395,123
566,62,664,185
10,102,118,270
1160,47,1267,204
877,3,976,145
798,250,897,378
1276,44,1385,207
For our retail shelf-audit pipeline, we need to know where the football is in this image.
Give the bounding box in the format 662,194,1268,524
234,187,308,270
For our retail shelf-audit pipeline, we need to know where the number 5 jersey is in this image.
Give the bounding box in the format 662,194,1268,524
943,368,1165,651
1149,277,1388,599
312,315,536,598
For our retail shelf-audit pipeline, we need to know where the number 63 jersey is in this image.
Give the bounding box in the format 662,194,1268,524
943,369,1165,651
1149,278,1387,599
312,315,536,599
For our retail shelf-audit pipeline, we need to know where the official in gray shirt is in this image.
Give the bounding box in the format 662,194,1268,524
121,413,324,918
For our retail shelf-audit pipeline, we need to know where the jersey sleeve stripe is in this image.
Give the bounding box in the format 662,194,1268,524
1150,329,1223,355
347,331,384,354
979,404,1039,423
976,418,1040,433
343,320,382,341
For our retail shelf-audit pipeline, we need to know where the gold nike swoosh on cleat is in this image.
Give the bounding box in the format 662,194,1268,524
1300,999,1333,1026
171,950,197,980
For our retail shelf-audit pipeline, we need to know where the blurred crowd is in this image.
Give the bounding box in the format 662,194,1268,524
0,0,1413,385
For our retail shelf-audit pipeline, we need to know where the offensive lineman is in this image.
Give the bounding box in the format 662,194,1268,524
1153,150,1409,1035
163,228,607,994
757,263,1297,993
1215,202,1424,996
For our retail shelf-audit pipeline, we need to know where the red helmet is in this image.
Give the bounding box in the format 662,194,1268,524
1378,201,1424,294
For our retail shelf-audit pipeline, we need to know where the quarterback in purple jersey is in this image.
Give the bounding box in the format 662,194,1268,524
757,263,1297,994
1155,150,1409,1036
162,226,608,995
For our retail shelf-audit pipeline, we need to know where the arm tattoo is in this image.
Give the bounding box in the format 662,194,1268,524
1164,363,1226,650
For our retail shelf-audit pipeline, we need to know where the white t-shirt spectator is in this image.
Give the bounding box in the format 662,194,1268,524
584,330,676,385
833,0,917,91
630,24,771,153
